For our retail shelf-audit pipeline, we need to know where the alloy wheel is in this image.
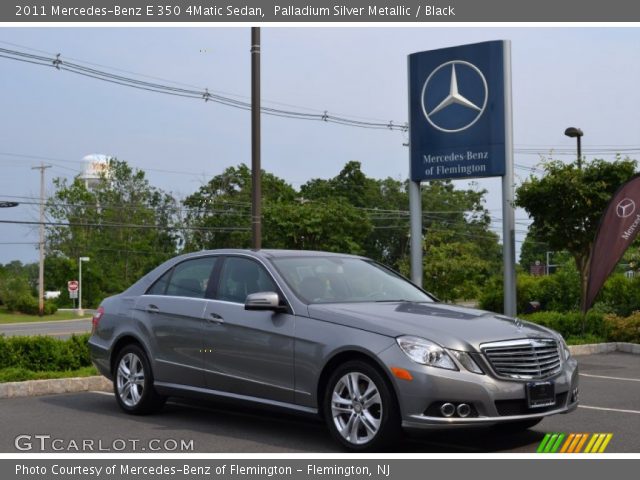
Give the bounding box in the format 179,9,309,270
331,372,383,445
116,352,145,407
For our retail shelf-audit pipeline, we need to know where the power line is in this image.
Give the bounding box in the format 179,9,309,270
0,47,409,132
0,219,248,232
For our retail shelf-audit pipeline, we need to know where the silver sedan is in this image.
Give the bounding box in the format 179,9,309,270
89,249,578,451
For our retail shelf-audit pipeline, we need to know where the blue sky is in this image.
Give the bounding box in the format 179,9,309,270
1,27,639,264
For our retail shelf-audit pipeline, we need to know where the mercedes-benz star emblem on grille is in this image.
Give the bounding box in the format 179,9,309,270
420,60,488,133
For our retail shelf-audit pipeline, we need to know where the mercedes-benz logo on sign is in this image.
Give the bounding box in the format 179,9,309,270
421,60,488,133
616,198,636,218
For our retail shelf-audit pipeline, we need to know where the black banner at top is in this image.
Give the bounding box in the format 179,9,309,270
3,0,640,22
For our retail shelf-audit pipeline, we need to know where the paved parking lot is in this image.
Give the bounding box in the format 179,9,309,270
1,353,638,453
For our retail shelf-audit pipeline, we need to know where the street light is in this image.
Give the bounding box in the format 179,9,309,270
564,127,584,169
78,257,90,316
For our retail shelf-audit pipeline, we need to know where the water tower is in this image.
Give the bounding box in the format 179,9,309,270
79,154,111,189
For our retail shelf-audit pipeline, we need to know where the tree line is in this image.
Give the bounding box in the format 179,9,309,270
36,159,501,308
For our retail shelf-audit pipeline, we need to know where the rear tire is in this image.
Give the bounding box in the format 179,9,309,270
113,344,166,415
323,360,401,451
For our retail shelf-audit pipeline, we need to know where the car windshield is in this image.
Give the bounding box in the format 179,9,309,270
271,256,435,304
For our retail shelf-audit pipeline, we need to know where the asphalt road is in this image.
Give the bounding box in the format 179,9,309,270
1,353,638,453
0,319,91,338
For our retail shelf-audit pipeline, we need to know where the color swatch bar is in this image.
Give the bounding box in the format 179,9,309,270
537,433,613,453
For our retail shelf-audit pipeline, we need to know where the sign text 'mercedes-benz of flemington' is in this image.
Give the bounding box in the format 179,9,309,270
408,40,508,181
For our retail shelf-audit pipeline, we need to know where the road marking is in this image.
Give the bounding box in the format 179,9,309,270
90,391,114,396
580,373,640,382
579,405,640,414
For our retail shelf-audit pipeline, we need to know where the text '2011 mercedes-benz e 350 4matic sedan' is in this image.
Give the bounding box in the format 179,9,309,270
89,249,578,451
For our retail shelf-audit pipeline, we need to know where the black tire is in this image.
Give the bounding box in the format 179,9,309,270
494,418,543,433
113,344,166,415
323,360,402,451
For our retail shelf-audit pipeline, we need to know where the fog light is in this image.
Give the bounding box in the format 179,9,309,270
457,403,471,418
440,403,456,417
571,387,579,403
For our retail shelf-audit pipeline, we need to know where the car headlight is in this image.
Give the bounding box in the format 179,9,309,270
450,350,484,374
396,336,457,370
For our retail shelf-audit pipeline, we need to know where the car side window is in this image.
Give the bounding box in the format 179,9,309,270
217,257,277,304
147,268,172,295
161,257,218,299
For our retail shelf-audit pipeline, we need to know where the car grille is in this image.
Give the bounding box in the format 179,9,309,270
481,338,561,380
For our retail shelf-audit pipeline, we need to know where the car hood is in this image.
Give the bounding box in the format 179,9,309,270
307,301,558,351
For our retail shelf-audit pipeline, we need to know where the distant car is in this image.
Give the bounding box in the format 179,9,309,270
89,249,578,451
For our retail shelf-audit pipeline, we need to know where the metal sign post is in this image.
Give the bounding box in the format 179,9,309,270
501,41,517,317
408,40,516,316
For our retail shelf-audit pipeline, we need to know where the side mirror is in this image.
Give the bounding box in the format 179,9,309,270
244,291,286,312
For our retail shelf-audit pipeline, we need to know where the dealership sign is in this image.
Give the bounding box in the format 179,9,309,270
408,40,508,181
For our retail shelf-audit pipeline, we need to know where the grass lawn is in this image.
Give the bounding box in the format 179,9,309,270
0,306,91,324
0,366,98,383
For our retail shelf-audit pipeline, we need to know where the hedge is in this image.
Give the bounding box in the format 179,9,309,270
0,333,92,371
521,311,640,344
479,269,640,317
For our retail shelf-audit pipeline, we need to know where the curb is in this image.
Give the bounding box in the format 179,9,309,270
0,375,111,399
569,342,640,356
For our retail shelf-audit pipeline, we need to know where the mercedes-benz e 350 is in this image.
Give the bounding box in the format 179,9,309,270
89,249,578,450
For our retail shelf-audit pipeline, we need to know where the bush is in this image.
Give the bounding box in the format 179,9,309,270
0,275,58,315
595,275,640,317
520,311,607,340
479,264,640,316
604,313,640,343
0,333,92,371
478,269,580,315
4,295,58,316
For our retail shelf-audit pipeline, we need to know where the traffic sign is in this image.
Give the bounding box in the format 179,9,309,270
68,280,79,292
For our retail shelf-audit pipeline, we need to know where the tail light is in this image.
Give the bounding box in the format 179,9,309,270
92,306,105,333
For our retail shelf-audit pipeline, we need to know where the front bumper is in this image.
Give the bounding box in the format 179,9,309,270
378,344,580,430
403,401,578,429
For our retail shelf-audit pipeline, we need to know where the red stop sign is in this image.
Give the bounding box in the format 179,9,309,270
68,280,79,292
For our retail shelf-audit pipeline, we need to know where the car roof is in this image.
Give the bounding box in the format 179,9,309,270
186,249,366,260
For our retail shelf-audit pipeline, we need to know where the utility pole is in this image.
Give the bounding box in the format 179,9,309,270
251,27,262,250
32,163,51,316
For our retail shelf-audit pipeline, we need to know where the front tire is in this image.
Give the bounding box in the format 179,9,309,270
113,344,165,415
323,360,401,451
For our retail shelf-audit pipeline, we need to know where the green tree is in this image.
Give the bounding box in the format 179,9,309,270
301,161,409,266
183,164,297,251
516,158,637,313
301,162,500,272
418,230,494,302
46,159,179,307
184,164,373,254
263,199,372,254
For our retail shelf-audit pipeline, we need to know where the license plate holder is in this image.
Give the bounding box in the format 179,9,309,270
526,381,555,409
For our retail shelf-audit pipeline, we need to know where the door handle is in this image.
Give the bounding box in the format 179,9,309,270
146,304,160,314
207,312,224,324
